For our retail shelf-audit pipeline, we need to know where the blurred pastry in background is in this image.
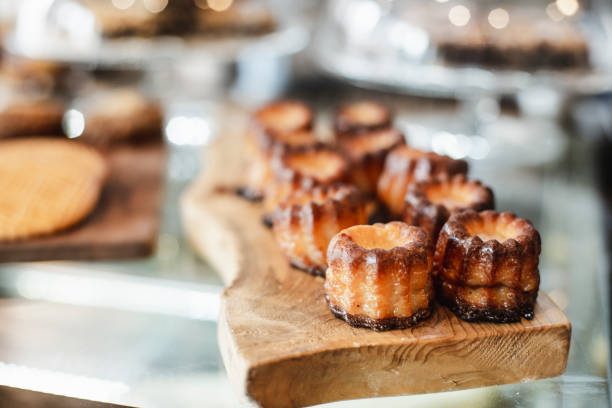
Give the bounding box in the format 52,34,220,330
334,101,393,139
0,55,72,95
83,0,276,38
338,128,404,195
66,88,163,148
0,138,107,242
431,8,590,70
0,98,65,139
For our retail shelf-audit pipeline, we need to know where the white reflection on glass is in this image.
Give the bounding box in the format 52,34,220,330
556,0,579,16
166,116,212,146
16,269,220,321
448,5,470,27
388,21,429,59
207,0,233,12
432,131,490,160
546,2,564,21
63,109,85,138
488,8,509,29
344,0,381,40
143,0,168,13
111,0,135,10
0,362,129,403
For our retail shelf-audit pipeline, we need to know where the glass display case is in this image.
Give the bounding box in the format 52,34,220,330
0,0,609,406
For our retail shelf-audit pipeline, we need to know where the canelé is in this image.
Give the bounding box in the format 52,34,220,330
378,146,468,216
403,175,494,242
434,210,540,323
272,184,367,276
325,222,434,331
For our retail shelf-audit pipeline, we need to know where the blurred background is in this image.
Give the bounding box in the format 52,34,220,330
0,0,610,406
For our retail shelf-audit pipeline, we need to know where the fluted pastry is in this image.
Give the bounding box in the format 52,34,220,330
434,210,540,323
377,146,468,216
325,222,434,331
242,101,316,200
263,145,348,218
403,175,494,242
272,184,367,276
334,101,392,139
338,128,405,195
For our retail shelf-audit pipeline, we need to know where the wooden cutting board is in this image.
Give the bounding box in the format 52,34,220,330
181,126,571,408
0,144,166,262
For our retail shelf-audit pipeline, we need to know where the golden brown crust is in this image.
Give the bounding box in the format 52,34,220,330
272,184,367,276
338,128,405,195
334,101,392,139
243,101,316,200
403,175,494,242
0,138,108,242
433,210,540,323
377,146,468,216
263,145,348,215
0,100,65,139
325,222,434,331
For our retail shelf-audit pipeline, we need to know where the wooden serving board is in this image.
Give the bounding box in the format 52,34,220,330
0,144,166,262
181,127,571,408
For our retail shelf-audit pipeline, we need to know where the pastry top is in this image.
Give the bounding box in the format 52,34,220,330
334,101,392,137
386,146,468,180
339,128,404,162
328,221,432,269
406,175,494,213
271,145,348,185
253,100,313,137
446,210,540,247
0,138,108,241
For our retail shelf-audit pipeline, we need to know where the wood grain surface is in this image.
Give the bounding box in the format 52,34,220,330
181,122,571,408
0,144,166,262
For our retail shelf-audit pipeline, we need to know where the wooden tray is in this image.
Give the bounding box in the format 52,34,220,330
0,144,166,262
181,130,571,408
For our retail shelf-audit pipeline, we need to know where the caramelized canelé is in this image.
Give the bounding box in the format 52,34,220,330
272,184,367,276
334,101,392,139
263,145,348,219
325,222,434,331
338,128,405,195
377,146,468,217
403,175,494,242
434,210,541,323
243,101,316,200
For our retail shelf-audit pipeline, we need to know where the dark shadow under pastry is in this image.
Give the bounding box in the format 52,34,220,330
272,184,367,276
434,210,540,323
338,128,405,195
334,101,392,139
403,175,494,242
378,146,468,217
325,222,434,331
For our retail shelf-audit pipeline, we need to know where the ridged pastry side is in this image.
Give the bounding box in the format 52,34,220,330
339,128,405,195
403,175,494,242
272,184,367,276
242,101,315,200
377,146,468,216
434,210,541,323
334,101,392,139
263,145,348,217
325,222,434,331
